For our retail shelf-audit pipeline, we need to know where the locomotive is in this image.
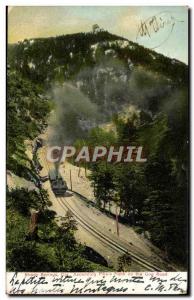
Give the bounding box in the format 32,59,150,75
49,168,68,196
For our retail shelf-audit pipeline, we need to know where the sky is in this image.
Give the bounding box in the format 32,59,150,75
8,6,188,64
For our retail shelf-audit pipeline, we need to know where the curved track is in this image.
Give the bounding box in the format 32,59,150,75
58,196,164,271
39,146,176,272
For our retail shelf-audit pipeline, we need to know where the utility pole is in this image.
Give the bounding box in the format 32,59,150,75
70,169,72,191
115,205,120,237
78,163,81,177
115,192,120,237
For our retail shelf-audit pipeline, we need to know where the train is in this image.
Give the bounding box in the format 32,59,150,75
49,168,68,196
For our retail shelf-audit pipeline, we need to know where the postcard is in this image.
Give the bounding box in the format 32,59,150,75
6,6,189,295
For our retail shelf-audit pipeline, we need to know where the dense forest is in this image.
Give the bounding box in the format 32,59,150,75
77,104,188,265
7,29,189,270
7,68,112,271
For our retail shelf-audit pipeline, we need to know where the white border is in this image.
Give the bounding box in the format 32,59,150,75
3,0,193,6
0,1,192,299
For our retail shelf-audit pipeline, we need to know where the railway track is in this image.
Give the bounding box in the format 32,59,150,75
58,196,163,271
39,146,175,272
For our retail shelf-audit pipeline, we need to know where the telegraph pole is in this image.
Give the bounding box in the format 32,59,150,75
70,169,72,191
115,205,120,237
115,192,120,237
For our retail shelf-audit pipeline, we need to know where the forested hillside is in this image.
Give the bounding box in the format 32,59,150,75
7,29,189,269
8,30,187,85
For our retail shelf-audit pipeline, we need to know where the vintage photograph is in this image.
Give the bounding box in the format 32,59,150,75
6,6,189,295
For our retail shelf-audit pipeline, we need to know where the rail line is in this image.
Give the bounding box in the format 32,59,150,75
39,146,174,272
58,196,164,271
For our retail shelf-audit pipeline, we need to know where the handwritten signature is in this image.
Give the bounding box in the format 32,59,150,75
136,11,184,49
7,272,187,295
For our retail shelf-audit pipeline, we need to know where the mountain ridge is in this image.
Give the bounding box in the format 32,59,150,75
8,30,188,86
